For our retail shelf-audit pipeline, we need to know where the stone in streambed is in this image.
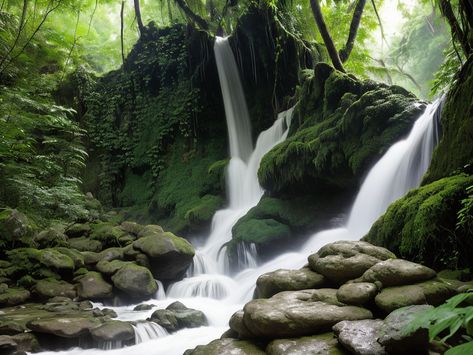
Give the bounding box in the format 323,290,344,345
308,241,395,285
149,309,178,332
333,319,386,355
90,320,135,342
266,332,348,355
362,259,436,287
111,264,157,299
336,282,378,305
69,237,102,252
185,338,265,355
0,287,30,306
28,316,102,338
76,271,113,300
33,279,76,299
255,267,327,298
242,289,373,338
229,310,253,339
133,304,155,311
166,301,207,328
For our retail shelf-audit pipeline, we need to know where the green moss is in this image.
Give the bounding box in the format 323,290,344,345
233,218,290,244
364,174,473,269
89,222,126,248
184,195,224,226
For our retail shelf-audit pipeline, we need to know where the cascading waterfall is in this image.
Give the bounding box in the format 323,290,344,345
36,37,444,355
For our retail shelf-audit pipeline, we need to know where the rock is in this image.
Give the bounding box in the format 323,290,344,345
11,333,40,352
375,278,457,313
242,289,373,338
34,279,77,299
120,221,144,236
229,311,253,339
0,335,17,349
149,309,178,332
133,231,195,281
102,308,117,318
81,251,101,265
54,248,85,269
111,264,157,299
28,316,102,338
69,237,102,252
0,288,30,306
308,241,395,285
90,320,135,342
38,248,74,271
76,271,113,300
65,223,91,238
90,223,126,248
336,283,378,305
378,305,432,354
134,304,155,311
333,319,386,355
166,301,207,328
185,338,265,355
34,228,68,248
98,247,124,262
362,259,436,287
266,332,347,355
96,260,129,276
137,225,164,237
0,209,33,246
255,267,327,298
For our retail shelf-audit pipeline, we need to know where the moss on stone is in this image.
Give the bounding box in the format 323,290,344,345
364,174,473,269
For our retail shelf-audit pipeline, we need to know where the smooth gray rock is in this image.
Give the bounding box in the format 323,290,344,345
229,310,253,339
336,282,378,305
255,267,327,298
362,259,436,286
185,338,265,355
308,241,395,285
333,319,386,355
28,316,102,338
90,320,135,342
266,332,348,355
111,263,157,299
242,289,373,338
76,271,113,300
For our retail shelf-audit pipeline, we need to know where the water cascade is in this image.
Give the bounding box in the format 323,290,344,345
35,39,443,355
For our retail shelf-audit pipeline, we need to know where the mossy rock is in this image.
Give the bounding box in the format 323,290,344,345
38,249,75,271
111,263,157,299
364,174,473,270
89,223,126,248
96,260,129,276
186,338,266,355
76,271,113,300
184,194,224,226
65,223,91,238
0,209,34,248
53,248,85,269
33,227,68,248
68,237,103,252
0,287,30,306
33,279,76,299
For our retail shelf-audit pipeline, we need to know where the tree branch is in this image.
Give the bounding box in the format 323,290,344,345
339,0,366,62
174,0,209,30
438,0,471,56
120,0,125,64
0,0,29,71
133,0,144,35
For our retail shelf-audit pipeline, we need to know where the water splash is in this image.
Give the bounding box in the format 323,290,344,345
132,322,168,344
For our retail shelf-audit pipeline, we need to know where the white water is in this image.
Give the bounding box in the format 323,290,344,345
36,38,443,355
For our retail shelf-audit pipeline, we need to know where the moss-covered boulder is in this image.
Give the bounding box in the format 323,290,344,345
185,338,266,355
38,248,75,272
0,209,34,248
34,227,68,248
132,231,194,280
28,316,101,338
65,223,91,238
111,263,157,300
364,174,473,270
33,279,76,299
89,222,126,248
90,320,135,342
266,332,348,355
0,287,30,306
75,271,113,300
68,237,102,252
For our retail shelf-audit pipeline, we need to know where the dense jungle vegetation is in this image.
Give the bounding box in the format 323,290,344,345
0,0,473,354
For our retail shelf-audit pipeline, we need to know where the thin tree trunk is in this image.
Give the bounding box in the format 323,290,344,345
120,0,125,65
174,0,209,30
370,0,386,45
439,0,471,55
133,0,144,35
87,0,98,35
61,9,80,81
339,0,366,62
0,0,28,70
309,0,345,72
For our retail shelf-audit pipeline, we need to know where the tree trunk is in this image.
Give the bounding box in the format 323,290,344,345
133,0,145,35
309,0,345,72
0,0,28,70
120,0,125,64
439,0,471,55
339,0,366,62
174,0,209,30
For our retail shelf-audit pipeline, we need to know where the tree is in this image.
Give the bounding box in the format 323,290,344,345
133,0,145,35
339,0,367,62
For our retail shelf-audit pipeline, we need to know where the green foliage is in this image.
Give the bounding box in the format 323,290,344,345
405,290,473,353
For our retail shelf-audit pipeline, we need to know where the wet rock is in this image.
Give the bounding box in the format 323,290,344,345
102,308,117,318
0,288,30,306
362,259,436,287
96,260,129,276
336,282,378,305
242,289,373,338
308,241,395,285
0,335,17,349
69,237,102,252
90,320,135,342
333,319,386,355
166,301,207,328
137,225,164,237
65,223,91,238
120,221,144,236
98,247,124,262
111,263,157,299
28,316,102,337
133,304,154,311
38,248,74,271
34,279,76,299
375,278,456,313
378,305,432,354
266,332,347,355
133,231,194,281
255,267,327,298
54,248,85,269
229,311,253,339
11,333,40,352
76,271,113,300
149,309,178,332
185,338,265,355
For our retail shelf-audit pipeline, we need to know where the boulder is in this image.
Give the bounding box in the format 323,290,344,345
69,237,102,252
133,231,195,280
98,247,124,262
229,311,253,339
266,333,348,355
65,223,91,238
333,319,386,355
120,221,144,236
34,228,68,248
0,287,30,306
375,278,457,313
308,241,395,285
34,279,77,299
90,223,126,248
38,249,75,271
0,209,33,246
378,305,432,354
166,301,207,328
134,304,155,311
185,338,265,355
96,260,129,276
362,259,436,287
242,289,373,338
255,267,327,298
137,225,164,237
90,320,135,342
149,309,178,332
28,316,102,338
336,283,378,306
0,335,17,350
10,333,40,352
111,264,157,299
76,271,113,300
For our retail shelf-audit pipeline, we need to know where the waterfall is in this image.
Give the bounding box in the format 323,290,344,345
132,322,168,344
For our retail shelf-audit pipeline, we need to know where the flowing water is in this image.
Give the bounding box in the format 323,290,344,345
37,38,444,355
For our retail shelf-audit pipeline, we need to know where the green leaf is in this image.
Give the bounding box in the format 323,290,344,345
445,341,473,355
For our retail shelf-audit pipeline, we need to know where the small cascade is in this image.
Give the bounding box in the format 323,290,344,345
155,280,166,300
167,274,237,299
132,322,168,344
97,340,123,350
235,242,258,270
